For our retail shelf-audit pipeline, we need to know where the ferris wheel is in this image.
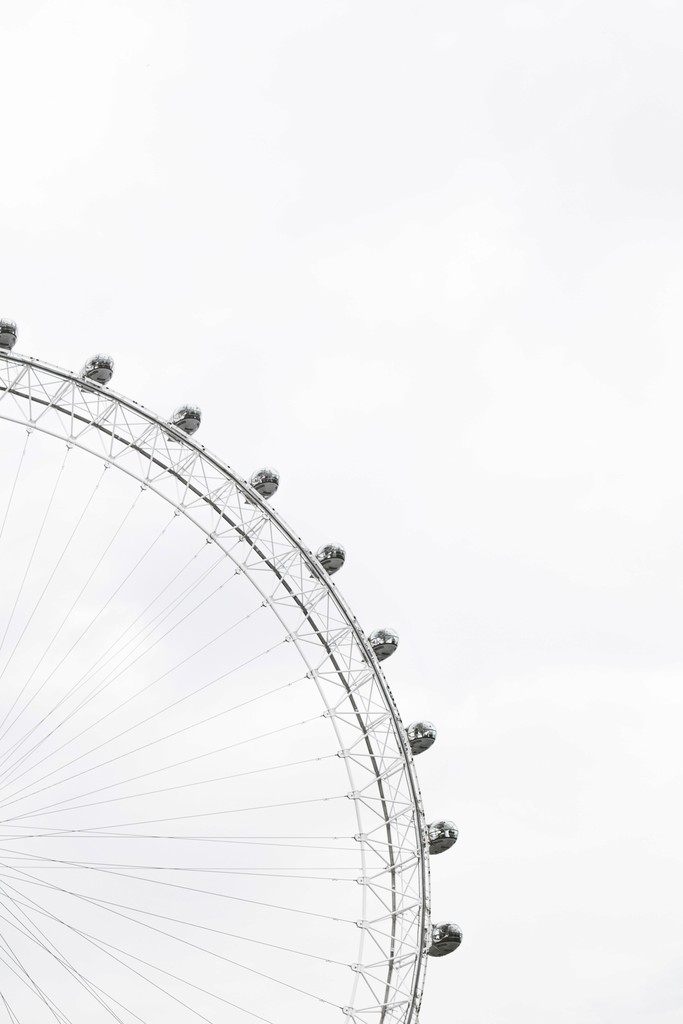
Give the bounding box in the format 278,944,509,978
0,319,461,1024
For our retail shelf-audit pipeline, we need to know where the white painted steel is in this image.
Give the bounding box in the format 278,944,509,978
0,350,431,1024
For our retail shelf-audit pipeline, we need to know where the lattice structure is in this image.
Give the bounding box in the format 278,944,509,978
0,351,431,1023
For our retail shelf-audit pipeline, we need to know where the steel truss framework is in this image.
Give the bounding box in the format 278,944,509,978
0,351,431,1024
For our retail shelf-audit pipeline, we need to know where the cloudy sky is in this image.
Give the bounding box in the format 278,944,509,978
2,1,683,1021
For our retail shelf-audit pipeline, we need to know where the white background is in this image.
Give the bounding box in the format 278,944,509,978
2,2,682,1021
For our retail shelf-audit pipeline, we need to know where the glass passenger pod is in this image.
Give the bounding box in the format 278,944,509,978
428,819,458,855
82,353,115,384
250,467,280,499
0,319,17,350
316,543,346,575
427,922,462,957
171,404,202,435
368,627,399,661
406,720,436,755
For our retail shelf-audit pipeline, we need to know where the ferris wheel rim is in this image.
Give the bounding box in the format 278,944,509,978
0,349,430,1024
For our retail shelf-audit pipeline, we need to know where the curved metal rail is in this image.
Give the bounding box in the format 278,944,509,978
0,350,430,1024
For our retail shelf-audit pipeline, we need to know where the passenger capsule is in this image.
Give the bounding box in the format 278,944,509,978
250,468,280,499
82,353,115,384
407,720,437,755
427,922,462,957
0,320,17,350
316,543,346,575
171,404,202,435
368,627,399,661
428,820,458,855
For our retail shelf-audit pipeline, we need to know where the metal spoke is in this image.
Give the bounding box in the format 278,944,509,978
0,350,430,1024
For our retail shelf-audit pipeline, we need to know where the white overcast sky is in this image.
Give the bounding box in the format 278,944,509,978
2,1,683,1021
